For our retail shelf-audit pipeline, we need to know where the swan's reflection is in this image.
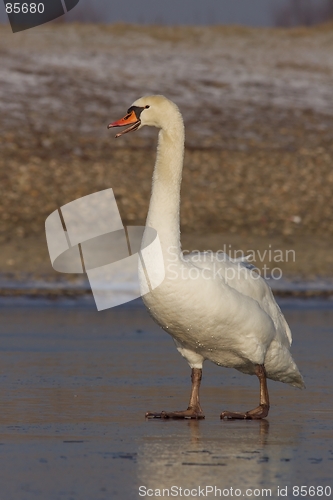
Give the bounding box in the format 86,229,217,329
138,419,300,495
181,418,268,445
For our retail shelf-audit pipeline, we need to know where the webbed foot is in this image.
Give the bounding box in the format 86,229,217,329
146,407,205,419
220,404,269,420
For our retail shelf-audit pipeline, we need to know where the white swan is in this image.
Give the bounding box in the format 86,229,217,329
108,95,304,420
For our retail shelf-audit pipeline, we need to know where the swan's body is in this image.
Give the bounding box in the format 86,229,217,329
109,95,304,419
143,252,301,385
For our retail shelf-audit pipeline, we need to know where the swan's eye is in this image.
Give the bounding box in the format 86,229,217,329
145,105,150,109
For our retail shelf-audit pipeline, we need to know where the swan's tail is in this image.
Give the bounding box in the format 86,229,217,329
265,343,305,389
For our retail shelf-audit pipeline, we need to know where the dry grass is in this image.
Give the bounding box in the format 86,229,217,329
0,23,333,278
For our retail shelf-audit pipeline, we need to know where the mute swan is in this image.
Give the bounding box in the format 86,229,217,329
108,95,304,420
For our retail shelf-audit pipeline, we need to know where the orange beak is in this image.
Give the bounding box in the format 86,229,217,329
107,110,141,138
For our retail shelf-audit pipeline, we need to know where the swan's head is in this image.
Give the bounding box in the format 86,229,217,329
108,95,181,138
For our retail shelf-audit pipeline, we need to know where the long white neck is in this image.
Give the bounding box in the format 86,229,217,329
146,116,185,260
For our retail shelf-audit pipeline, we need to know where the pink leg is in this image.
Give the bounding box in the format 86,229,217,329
220,365,270,420
146,368,205,420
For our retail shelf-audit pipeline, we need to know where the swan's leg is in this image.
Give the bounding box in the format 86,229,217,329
220,364,270,420
145,367,205,419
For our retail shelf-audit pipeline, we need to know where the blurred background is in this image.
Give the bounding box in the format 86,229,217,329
0,0,333,286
